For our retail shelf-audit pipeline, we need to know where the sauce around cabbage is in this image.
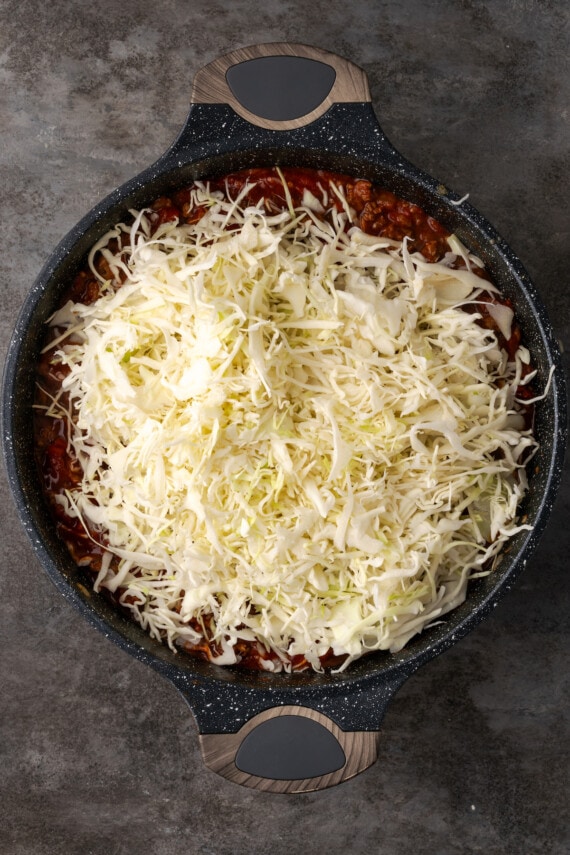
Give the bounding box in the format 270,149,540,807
34,168,538,672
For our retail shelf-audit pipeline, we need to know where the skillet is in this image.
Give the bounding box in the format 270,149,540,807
2,43,567,793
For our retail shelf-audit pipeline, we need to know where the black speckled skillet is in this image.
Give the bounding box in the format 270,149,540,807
2,44,567,793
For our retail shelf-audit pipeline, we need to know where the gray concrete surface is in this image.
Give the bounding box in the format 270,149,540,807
1,1,568,853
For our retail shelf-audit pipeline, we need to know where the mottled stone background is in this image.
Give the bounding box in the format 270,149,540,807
1,1,568,853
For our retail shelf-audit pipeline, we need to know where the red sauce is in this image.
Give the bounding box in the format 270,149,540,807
170,167,452,262
34,167,534,672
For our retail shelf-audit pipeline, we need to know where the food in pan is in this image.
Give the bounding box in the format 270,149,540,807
34,167,540,673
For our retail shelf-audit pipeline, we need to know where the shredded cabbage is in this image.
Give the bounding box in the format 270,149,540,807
45,181,538,671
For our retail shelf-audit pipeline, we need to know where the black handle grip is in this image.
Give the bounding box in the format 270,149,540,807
234,712,346,779
225,55,337,123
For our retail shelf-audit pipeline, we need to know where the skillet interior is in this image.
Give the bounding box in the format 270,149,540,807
3,102,566,733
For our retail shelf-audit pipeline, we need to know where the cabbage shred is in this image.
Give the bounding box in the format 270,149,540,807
44,179,538,671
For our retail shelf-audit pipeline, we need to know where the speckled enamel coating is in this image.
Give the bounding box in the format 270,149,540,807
2,97,567,740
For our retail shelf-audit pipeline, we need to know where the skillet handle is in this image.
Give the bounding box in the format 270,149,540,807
191,42,371,130
198,705,379,794
174,669,407,793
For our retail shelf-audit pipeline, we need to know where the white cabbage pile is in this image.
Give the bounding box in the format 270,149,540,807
45,178,538,671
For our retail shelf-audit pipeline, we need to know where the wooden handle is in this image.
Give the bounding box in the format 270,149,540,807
199,705,379,793
191,42,371,130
